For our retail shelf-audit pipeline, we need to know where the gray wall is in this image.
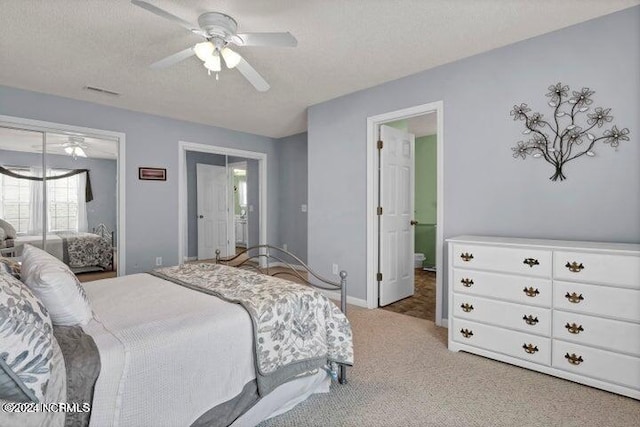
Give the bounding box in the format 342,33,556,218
276,133,308,263
0,149,117,232
186,151,225,258
307,7,640,313
0,86,280,273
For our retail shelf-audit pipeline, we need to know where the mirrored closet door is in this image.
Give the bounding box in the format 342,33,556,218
0,125,119,281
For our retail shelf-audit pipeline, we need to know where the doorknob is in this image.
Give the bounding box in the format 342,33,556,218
199,215,204,219
410,220,418,226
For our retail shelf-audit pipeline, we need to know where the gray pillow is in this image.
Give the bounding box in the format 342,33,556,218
0,270,53,402
0,220,16,240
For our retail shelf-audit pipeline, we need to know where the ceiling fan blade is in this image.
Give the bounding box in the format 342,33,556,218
150,47,195,69
235,58,270,92
235,32,297,47
131,0,200,34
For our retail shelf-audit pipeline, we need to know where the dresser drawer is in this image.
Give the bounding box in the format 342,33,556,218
453,269,551,307
452,244,551,277
553,311,640,357
453,293,551,336
452,318,551,366
554,251,640,289
554,281,640,323
552,340,640,390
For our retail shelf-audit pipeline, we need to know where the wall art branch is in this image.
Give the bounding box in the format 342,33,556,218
510,83,630,181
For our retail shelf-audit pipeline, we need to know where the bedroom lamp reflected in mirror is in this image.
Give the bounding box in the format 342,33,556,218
0,125,119,281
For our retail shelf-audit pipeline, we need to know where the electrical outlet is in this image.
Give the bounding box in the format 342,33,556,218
332,263,338,275
283,243,288,251
249,205,254,212
155,257,163,266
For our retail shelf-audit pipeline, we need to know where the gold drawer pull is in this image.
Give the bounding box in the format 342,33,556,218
565,353,584,365
565,261,585,273
565,292,584,304
522,343,539,354
460,303,474,313
523,287,540,297
523,258,540,267
565,323,584,334
460,328,473,338
460,252,474,262
523,315,539,325
460,278,474,287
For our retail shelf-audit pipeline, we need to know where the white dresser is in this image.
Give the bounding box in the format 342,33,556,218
447,235,640,399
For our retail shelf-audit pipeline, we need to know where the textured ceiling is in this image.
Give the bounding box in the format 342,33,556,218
1,0,638,138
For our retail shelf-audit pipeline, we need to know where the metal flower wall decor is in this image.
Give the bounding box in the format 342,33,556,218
510,83,630,181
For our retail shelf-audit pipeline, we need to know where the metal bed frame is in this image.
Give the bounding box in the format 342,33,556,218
215,244,349,384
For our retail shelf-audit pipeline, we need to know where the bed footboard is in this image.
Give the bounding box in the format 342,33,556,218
215,245,349,384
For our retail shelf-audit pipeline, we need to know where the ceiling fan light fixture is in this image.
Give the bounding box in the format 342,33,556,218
204,52,221,72
64,147,74,155
194,41,215,61
75,147,88,158
221,47,242,69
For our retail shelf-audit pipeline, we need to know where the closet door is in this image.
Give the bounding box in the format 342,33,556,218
0,126,46,257
45,131,118,275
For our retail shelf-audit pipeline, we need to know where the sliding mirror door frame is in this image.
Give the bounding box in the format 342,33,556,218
0,115,126,275
178,141,267,267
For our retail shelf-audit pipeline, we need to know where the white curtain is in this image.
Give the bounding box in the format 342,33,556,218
27,167,44,235
77,172,88,232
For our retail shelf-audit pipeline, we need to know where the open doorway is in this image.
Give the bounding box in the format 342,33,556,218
178,141,266,265
378,114,438,321
366,101,444,326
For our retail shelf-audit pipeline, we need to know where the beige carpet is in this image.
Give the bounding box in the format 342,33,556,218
260,306,640,427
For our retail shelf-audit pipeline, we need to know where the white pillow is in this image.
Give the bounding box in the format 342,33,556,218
0,219,16,239
21,245,93,326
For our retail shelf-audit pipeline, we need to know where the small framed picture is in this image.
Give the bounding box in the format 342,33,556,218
138,167,166,181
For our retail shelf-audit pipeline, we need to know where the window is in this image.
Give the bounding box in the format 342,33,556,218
47,171,79,232
0,168,80,234
0,168,31,234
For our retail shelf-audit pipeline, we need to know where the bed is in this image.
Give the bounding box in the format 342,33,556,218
13,225,114,273
0,245,352,427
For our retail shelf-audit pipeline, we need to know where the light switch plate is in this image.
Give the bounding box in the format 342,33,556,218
301,204,307,212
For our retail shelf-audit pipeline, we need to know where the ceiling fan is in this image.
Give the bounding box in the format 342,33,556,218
131,0,298,92
45,136,89,159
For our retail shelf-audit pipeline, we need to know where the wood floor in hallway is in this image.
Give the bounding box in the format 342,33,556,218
380,269,436,321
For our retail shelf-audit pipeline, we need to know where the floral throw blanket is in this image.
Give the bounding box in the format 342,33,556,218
57,232,112,270
150,263,353,396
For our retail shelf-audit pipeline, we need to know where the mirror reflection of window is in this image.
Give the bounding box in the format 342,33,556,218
0,167,31,234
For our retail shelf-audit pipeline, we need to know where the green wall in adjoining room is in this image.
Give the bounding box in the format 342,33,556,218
415,134,437,267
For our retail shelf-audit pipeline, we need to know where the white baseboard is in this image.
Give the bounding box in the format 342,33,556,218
438,318,449,328
319,289,368,308
183,256,197,262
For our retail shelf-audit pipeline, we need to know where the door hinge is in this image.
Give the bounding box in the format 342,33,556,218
377,206,383,215
376,272,383,282
377,140,383,150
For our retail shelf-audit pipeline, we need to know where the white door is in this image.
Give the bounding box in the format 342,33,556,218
197,164,228,260
379,124,416,306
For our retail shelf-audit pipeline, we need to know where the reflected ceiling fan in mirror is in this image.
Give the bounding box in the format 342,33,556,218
131,0,298,92
50,136,88,159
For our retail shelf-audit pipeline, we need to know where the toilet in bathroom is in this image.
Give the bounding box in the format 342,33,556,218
414,253,425,269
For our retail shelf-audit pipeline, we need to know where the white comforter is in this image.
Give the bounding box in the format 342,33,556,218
82,273,256,427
